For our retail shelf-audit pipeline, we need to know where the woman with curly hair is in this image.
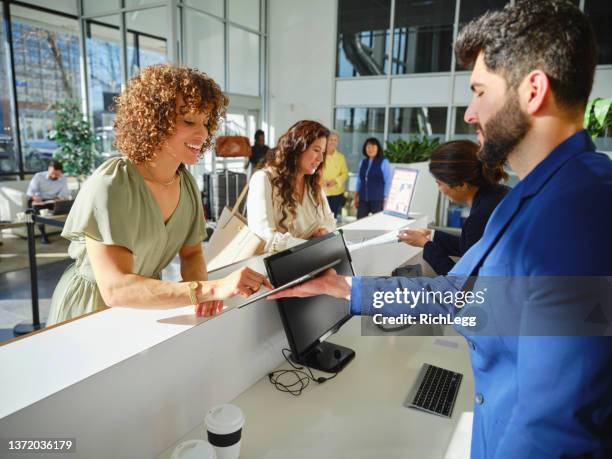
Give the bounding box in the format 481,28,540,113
47,64,270,325
246,120,336,252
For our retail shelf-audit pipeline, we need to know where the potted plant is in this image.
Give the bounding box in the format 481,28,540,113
48,100,98,188
584,97,612,152
384,135,440,164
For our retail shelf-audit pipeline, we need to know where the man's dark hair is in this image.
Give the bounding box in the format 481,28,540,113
49,160,63,171
455,0,598,111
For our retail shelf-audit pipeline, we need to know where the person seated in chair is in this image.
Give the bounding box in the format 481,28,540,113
26,160,72,244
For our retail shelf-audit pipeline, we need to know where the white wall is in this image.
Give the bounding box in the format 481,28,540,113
267,0,336,143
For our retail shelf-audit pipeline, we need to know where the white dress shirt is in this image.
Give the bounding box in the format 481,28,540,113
26,171,71,200
247,169,336,252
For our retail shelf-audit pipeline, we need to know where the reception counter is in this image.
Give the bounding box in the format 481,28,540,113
0,212,472,458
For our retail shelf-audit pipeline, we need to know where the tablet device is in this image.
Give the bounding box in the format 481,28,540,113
237,258,342,309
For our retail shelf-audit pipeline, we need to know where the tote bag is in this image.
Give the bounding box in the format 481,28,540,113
205,184,265,271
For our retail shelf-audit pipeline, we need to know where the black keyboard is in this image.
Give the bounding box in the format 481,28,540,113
404,363,463,418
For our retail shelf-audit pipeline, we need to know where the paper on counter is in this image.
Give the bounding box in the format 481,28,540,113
346,229,401,252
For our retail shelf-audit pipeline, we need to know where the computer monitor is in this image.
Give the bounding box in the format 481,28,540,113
384,166,419,219
264,231,356,373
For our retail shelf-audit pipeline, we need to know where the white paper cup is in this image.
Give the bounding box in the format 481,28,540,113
171,439,216,459
204,404,245,459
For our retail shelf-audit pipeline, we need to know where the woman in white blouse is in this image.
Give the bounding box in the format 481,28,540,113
247,120,336,252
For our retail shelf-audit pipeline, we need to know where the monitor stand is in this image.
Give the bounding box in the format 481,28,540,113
292,341,355,374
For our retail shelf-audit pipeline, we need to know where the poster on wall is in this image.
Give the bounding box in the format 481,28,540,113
383,167,419,219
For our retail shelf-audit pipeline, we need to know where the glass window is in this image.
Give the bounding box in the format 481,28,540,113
585,0,612,65
83,0,119,16
228,26,259,96
184,0,224,18
336,0,391,77
125,0,163,8
458,0,508,24
10,5,82,172
388,107,447,142
392,0,454,74
334,107,386,172
183,8,225,90
456,0,508,70
126,8,167,78
19,0,78,15
452,107,477,140
229,0,260,31
0,7,18,174
85,17,121,157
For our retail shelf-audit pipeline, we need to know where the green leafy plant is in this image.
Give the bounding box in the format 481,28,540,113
384,135,441,164
48,100,98,183
584,97,612,139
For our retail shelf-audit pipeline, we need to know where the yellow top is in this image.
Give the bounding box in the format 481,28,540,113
322,150,348,196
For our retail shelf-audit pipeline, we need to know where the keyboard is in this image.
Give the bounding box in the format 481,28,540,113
404,363,463,418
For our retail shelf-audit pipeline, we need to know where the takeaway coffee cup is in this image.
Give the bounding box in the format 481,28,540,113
204,404,245,459
171,439,216,459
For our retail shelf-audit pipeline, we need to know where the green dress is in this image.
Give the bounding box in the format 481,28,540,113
47,157,206,325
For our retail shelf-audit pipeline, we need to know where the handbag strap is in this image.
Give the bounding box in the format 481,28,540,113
221,183,249,229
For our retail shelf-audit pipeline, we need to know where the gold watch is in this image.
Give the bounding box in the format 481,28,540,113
188,281,199,305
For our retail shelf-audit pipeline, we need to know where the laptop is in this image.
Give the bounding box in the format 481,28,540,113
52,199,74,215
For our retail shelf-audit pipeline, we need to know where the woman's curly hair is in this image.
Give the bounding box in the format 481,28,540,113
264,120,330,232
113,64,228,163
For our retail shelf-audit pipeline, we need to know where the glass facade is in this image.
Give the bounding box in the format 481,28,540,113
10,5,81,172
388,107,447,141
392,0,454,74
334,107,385,172
0,0,267,178
336,0,391,77
335,0,612,153
86,16,121,158
585,0,612,65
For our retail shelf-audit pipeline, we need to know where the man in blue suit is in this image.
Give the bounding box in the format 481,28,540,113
272,1,611,457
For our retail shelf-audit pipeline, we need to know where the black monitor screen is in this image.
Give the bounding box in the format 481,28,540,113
264,231,354,357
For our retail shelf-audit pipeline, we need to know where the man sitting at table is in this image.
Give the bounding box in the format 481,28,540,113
26,160,72,244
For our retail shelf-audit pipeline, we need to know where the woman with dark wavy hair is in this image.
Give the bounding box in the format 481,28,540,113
399,140,510,275
247,120,336,252
47,64,270,325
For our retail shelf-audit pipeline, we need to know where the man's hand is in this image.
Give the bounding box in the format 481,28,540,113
398,228,432,248
31,196,43,204
268,269,352,301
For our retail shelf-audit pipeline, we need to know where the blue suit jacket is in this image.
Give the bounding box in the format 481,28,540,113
351,131,612,458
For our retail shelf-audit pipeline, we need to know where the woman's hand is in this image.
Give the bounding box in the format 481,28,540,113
398,228,432,248
195,300,223,317
211,267,273,300
310,227,329,238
